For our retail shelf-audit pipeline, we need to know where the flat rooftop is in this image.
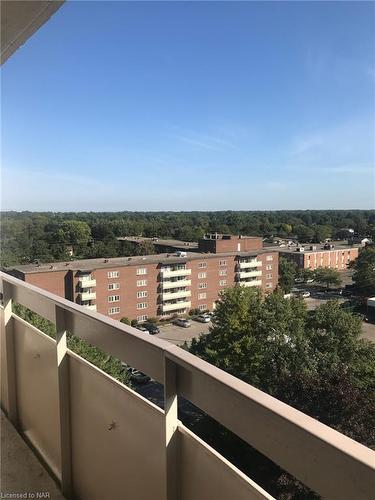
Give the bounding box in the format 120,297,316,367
7,248,278,274
276,241,360,254
118,236,198,250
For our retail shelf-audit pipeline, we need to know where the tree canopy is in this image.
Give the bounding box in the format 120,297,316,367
278,257,297,293
352,245,375,296
313,267,342,289
1,210,374,266
189,287,375,497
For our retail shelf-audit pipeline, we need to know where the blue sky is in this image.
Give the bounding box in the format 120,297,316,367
2,1,374,211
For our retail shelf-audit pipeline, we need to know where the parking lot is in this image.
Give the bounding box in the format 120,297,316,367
154,319,211,346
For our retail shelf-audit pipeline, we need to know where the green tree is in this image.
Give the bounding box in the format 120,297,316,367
278,257,297,293
352,246,375,296
313,225,332,243
313,267,342,290
120,317,131,325
298,268,315,282
135,240,155,256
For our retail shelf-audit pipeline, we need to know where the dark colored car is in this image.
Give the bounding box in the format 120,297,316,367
144,323,160,335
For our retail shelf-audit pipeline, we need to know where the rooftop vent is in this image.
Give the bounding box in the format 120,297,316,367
104,259,109,263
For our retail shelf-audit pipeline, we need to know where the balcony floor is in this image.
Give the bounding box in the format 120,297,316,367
0,411,65,499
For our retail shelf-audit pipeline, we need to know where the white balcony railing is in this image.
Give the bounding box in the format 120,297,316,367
160,279,191,290
238,260,262,269
80,291,96,301
0,271,374,500
239,270,262,279
161,300,191,313
162,290,191,301
79,278,96,288
240,280,262,287
160,268,191,279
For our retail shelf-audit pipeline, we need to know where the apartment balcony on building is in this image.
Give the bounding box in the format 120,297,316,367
1,272,374,500
161,289,192,301
160,278,192,290
84,304,97,311
240,279,263,287
160,266,192,279
78,276,96,288
237,259,262,269
161,300,192,313
79,290,96,302
238,270,263,279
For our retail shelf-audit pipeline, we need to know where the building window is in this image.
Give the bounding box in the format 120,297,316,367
136,268,147,275
137,315,148,322
136,279,147,287
219,260,227,266
198,262,207,268
266,274,273,279
137,291,148,298
266,264,272,270
266,256,273,261
266,283,273,289
198,304,207,311
219,280,227,286
198,272,207,279
108,307,120,315
198,283,207,289
198,292,207,300
219,270,227,276
108,271,119,278
108,283,120,291
137,302,148,310
108,295,120,302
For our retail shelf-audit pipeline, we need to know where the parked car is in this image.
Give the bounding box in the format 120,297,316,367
126,367,150,384
137,326,150,334
342,290,353,297
173,318,191,328
294,277,304,283
302,291,311,298
195,314,211,323
306,279,314,284
144,323,160,335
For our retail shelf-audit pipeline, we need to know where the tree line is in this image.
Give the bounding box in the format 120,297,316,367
1,210,374,267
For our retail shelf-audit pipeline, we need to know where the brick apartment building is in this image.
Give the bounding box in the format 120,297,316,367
279,243,359,271
6,234,278,322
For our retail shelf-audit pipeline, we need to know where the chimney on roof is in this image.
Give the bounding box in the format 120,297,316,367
104,259,109,263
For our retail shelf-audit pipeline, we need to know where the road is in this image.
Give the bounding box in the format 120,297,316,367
155,320,211,346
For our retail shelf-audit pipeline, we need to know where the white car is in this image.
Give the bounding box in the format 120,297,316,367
302,291,311,298
195,314,211,323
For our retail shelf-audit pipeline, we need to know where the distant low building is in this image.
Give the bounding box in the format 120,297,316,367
279,243,359,271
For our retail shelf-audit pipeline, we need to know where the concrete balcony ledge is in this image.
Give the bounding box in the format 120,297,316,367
162,290,191,301
79,291,96,301
79,279,96,288
239,270,262,279
240,280,262,287
160,268,192,278
161,300,191,312
238,261,262,269
1,271,374,500
161,279,191,290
